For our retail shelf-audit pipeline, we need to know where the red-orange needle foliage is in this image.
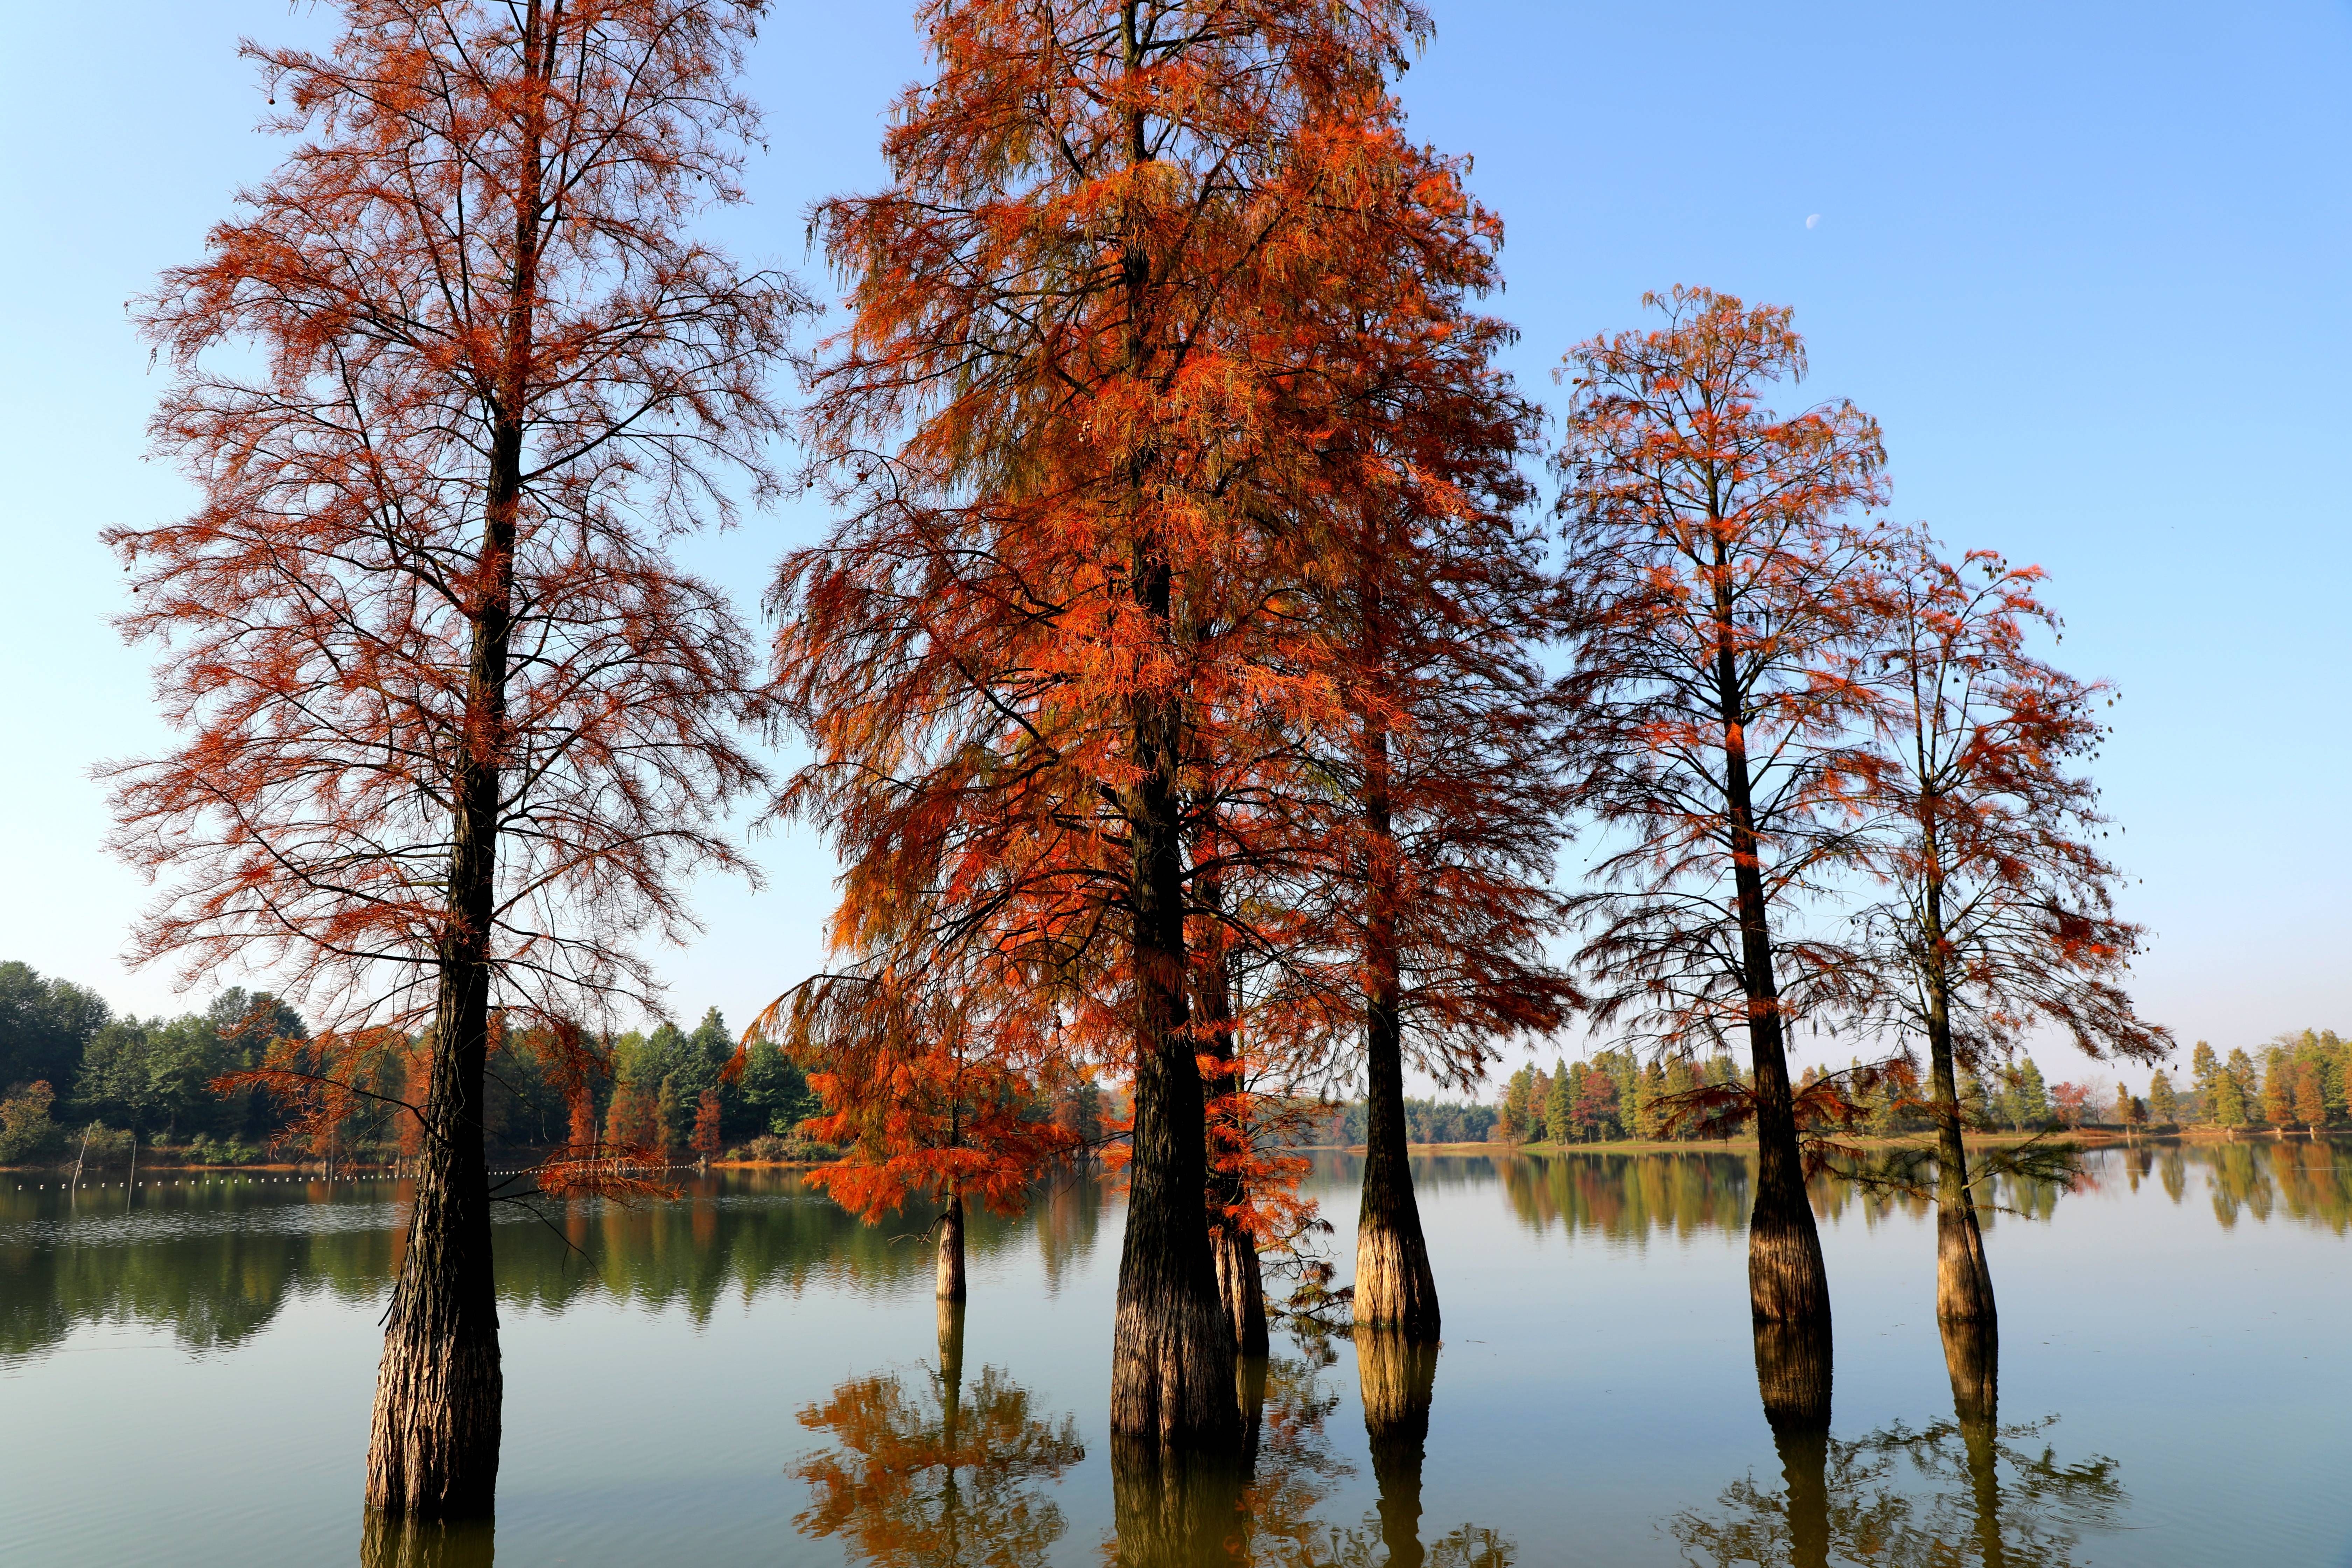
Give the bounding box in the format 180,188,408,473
775,0,1495,1444
106,0,796,1518
757,966,1077,1303
1555,287,1901,1329
691,1088,724,1162
1854,542,2170,1328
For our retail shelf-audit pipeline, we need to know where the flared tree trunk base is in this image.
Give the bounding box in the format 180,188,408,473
1110,1276,1240,1444
364,1320,502,1518
1747,1204,1831,1327
1354,1215,1441,1342
1934,1201,1996,1329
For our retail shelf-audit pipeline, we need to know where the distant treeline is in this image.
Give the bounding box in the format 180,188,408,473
1483,1030,2352,1147
1282,1099,1499,1147
0,958,831,1166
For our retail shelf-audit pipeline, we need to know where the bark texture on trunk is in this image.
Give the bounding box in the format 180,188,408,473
1746,1008,1829,1327
1195,873,1268,1358
1924,924,1996,1330
1110,614,1236,1441
1753,1317,1832,1568
1359,1329,1437,1568
1211,1224,1268,1357
1355,1015,1439,1338
365,961,502,1517
936,1189,968,1302
360,1513,497,1568
1351,635,1441,1342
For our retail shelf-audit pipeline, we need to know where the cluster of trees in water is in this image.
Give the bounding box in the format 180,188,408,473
77,0,2194,1532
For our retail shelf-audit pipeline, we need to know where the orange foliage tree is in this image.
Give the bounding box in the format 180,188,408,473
759,964,1078,1303
774,0,1496,1444
1853,543,2169,1331
691,1087,724,1164
1265,222,1573,1346
106,0,797,1518
1555,287,1900,1330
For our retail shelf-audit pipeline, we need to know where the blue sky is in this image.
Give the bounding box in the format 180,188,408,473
1,1,2345,1093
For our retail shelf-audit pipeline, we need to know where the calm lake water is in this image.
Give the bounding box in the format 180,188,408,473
2,1142,2345,1566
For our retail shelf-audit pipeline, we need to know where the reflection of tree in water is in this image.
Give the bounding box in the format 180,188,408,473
359,1513,496,1568
1673,1321,2121,1568
1672,1419,2120,1568
1497,1152,1751,1243
1106,1335,1516,1567
794,1303,1087,1568
0,1169,1085,1361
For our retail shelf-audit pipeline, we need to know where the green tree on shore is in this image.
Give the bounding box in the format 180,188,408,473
1544,1062,1573,1144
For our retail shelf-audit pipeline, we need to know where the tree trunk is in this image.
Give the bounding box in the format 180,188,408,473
1354,715,1440,1340
365,10,558,1512
1195,872,1268,1357
365,950,502,1517
1111,583,1236,1442
1210,1225,1267,1357
1708,545,1830,1329
936,1188,967,1302
1752,1317,1832,1568
1357,1013,1440,1338
1930,1039,1996,1331
1745,1009,1828,1325
1359,1329,1437,1568
1920,874,1995,1331
938,1295,966,1440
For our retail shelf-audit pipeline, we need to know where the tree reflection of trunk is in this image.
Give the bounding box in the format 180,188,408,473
1358,1329,1437,1568
1108,1436,1247,1568
1754,1317,1831,1568
360,1512,496,1568
939,1296,967,1434
1942,1313,2004,1568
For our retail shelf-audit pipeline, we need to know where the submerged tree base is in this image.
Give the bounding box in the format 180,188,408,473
1109,1276,1241,1445
1353,1216,1441,1341
1747,1203,1832,1327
